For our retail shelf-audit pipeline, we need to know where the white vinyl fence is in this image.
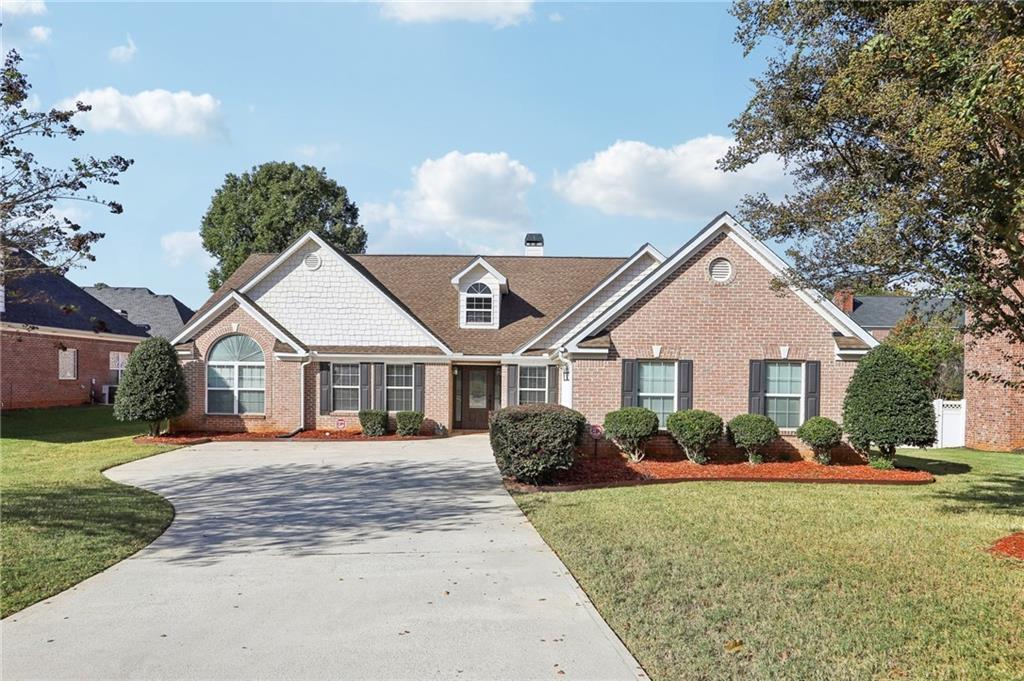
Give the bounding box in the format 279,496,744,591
933,399,966,448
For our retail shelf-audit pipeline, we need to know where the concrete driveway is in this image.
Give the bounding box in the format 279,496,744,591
1,434,644,681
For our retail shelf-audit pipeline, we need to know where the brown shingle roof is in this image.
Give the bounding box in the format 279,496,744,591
187,249,626,356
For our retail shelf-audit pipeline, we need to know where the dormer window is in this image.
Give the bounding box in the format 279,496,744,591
465,283,493,325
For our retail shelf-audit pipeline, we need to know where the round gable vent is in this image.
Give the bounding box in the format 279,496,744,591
303,252,322,271
709,257,733,283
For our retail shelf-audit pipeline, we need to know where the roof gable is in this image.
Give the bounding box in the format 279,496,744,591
450,257,508,292
171,291,305,353
566,213,879,350
84,286,194,339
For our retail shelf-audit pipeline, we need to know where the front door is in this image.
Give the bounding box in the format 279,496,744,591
461,367,493,430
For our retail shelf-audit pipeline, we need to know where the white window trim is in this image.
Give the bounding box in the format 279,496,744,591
765,361,805,429
331,362,360,412
637,360,676,428
385,363,414,412
58,348,78,380
206,361,266,415
518,366,548,404
464,283,493,326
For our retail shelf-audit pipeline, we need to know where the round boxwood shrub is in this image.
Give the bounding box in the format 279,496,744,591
727,414,779,465
666,409,722,464
358,409,388,437
603,407,660,462
113,337,188,435
843,344,936,467
395,410,424,436
489,404,585,484
796,416,843,465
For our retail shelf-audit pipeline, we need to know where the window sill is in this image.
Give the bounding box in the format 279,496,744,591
205,413,266,419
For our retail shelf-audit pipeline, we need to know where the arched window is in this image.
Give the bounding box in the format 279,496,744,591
206,334,265,415
465,282,493,324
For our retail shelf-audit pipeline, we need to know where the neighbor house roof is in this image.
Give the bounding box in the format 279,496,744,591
83,286,194,339
849,295,963,329
188,251,626,356
2,251,149,338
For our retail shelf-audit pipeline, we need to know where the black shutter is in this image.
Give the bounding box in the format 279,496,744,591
373,362,385,410
319,362,332,415
804,360,820,421
413,363,425,412
677,359,693,411
547,365,558,404
359,363,371,410
506,365,518,406
749,360,766,415
621,359,637,407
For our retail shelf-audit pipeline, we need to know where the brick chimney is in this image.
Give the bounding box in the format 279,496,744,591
524,233,544,256
833,289,855,314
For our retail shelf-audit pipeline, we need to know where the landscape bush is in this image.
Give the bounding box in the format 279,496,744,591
113,338,188,435
395,411,424,436
796,416,844,465
358,409,388,437
727,414,779,465
489,404,585,484
843,345,936,467
602,407,661,462
666,409,723,464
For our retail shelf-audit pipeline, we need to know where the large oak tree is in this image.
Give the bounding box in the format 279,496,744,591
721,1,1024,383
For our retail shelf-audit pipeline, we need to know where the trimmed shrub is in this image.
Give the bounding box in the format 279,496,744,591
603,407,660,462
796,416,843,465
358,409,388,437
113,337,188,435
395,410,424,436
843,345,936,466
727,414,779,465
489,404,585,484
666,409,723,464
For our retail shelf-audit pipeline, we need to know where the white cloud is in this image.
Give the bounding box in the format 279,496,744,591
28,25,51,42
57,87,225,138
554,135,789,221
24,93,41,111
379,1,533,28
3,0,47,16
160,230,214,268
548,12,563,22
108,34,137,63
294,142,341,160
365,150,536,253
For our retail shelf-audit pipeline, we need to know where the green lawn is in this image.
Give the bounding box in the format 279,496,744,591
1,406,176,618
517,449,1024,681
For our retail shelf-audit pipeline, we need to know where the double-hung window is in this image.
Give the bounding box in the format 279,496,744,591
58,348,78,380
206,335,265,415
109,351,130,385
332,363,360,411
465,283,492,325
385,364,414,411
766,361,803,428
638,361,675,428
518,366,547,404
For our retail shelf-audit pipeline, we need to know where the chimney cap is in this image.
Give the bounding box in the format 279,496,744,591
524,233,544,246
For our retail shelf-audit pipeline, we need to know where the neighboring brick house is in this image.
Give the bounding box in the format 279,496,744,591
171,213,879,454
83,285,194,340
1,251,150,409
832,292,963,341
964,323,1024,453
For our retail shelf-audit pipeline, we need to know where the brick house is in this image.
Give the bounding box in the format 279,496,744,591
964,325,1024,452
1,252,150,409
171,213,878,452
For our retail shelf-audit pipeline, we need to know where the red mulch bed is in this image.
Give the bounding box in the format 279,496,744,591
135,430,440,445
510,453,934,491
990,532,1024,561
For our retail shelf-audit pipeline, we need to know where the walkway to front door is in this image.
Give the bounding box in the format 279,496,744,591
1,436,644,681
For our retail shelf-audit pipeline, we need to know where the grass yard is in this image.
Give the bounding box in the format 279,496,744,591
517,448,1024,681
1,406,176,618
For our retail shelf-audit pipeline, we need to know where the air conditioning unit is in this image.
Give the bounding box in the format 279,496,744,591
102,385,118,405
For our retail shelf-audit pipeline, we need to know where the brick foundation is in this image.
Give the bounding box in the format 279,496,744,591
964,329,1024,452
1,329,140,410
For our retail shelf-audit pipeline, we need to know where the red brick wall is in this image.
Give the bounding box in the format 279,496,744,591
965,329,1024,452
572,233,859,439
174,304,303,433
1,329,139,410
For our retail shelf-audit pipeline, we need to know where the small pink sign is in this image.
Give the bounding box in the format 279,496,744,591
336,418,347,430
589,424,604,439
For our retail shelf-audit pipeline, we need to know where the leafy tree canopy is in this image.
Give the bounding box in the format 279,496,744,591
722,1,1024,379
200,162,367,290
885,315,964,400
1,50,132,280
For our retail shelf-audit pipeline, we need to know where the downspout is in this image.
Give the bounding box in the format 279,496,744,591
278,353,313,438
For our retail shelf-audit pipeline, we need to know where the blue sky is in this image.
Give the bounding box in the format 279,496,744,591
4,1,787,309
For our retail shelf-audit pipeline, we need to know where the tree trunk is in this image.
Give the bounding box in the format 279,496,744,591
149,421,160,437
